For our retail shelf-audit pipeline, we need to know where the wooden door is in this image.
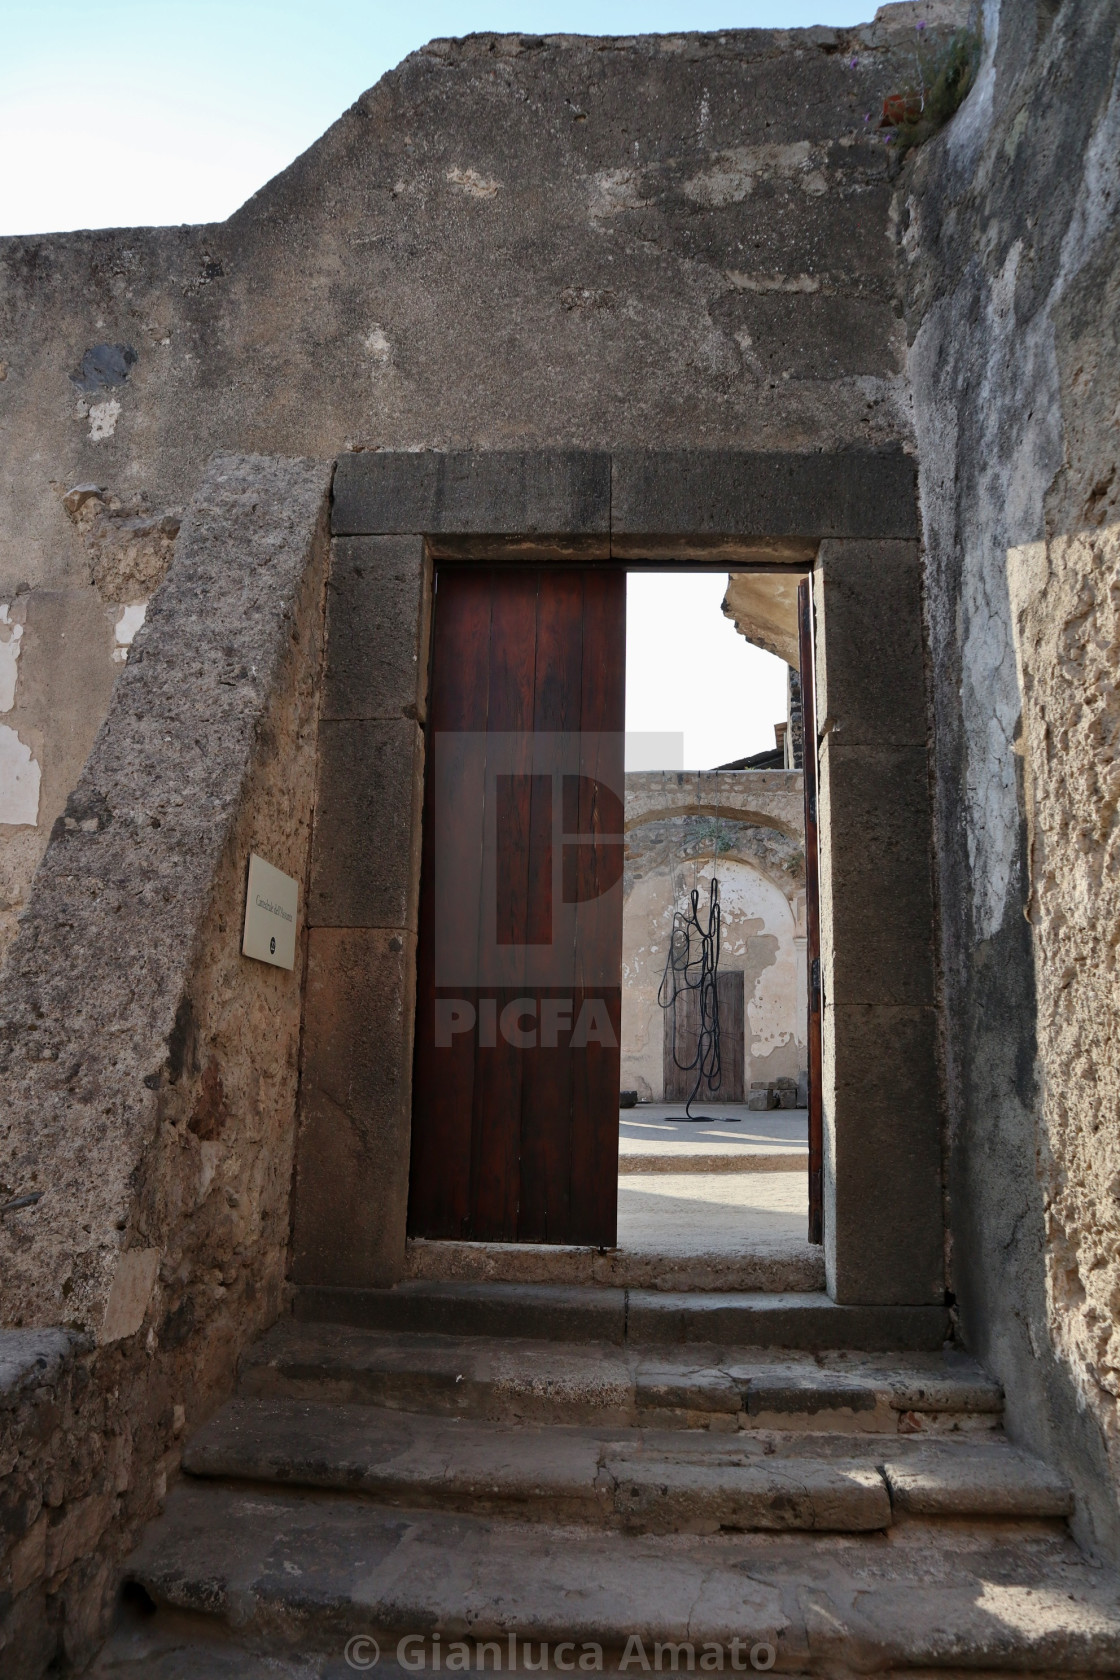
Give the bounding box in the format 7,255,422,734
408,566,626,1245
663,970,745,1103
798,577,824,1245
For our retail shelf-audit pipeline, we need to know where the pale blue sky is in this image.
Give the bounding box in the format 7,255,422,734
2,0,871,235
3,0,854,763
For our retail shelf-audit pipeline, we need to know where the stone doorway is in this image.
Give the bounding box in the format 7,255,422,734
291,447,942,1315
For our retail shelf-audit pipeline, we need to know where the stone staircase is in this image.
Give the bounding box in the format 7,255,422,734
91,1279,1120,1678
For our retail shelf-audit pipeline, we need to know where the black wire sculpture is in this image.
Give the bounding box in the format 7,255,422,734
658,875,723,1121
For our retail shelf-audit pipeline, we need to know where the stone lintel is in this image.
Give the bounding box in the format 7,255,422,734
332,450,918,545
332,450,611,537
611,450,919,541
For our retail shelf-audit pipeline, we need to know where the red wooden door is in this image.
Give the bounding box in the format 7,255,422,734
409,566,626,1245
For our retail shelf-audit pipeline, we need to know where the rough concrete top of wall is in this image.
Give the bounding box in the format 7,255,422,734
0,3,971,591
625,768,804,838
0,453,330,1333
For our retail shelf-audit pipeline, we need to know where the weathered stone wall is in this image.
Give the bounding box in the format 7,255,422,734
0,8,958,958
0,453,329,1668
621,771,806,1101
905,0,1120,1554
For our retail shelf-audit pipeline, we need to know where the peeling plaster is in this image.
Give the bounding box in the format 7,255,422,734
0,725,40,826
88,398,122,441
112,600,147,663
684,142,816,207
0,605,24,711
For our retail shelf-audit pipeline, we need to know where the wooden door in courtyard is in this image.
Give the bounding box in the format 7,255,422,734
663,970,745,1104
408,566,626,1245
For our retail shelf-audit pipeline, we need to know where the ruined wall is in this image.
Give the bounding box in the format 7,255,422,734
0,453,329,1668
0,8,957,956
621,771,806,1101
905,0,1120,1554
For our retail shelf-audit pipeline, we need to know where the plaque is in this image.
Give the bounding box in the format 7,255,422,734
242,853,298,970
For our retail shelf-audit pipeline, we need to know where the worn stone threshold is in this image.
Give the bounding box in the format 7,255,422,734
405,1236,824,1293
293,1281,949,1351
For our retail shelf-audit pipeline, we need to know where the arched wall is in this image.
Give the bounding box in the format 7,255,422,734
621,849,806,1102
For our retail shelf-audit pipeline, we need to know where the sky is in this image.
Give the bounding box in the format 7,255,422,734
2,0,843,765
626,575,789,770
1,0,870,235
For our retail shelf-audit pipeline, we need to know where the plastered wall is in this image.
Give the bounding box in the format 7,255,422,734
905,0,1120,1555
621,772,807,1101
0,8,959,961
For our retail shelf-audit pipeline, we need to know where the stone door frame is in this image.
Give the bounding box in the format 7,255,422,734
290,450,944,1309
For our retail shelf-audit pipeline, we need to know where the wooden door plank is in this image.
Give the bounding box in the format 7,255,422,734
518,570,584,1242
664,975,697,1103
798,576,824,1246
409,569,493,1237
568,568,625,1246
718,969,745,1103
468,570,540,1239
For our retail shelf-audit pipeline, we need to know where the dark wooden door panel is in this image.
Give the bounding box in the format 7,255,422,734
409,566,625,1246
408,570,491,1237
663,968,745,1104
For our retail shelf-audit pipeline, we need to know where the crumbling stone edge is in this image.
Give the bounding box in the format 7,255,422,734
0,453,332,1675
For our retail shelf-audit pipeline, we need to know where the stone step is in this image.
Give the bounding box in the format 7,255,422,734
240,1319,1003,1432
90,1621,342,1680
293,1280,948,1350
124,1480,1120,1673
404,1236,826,1294
182,1396,1072,1532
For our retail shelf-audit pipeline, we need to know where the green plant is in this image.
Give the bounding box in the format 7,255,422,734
690,817,735,856
880,26,982,157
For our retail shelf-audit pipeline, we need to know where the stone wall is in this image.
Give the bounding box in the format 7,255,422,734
905,0,1120,1554
0,7,960,960
621,771,806,1101
0,453,330,1670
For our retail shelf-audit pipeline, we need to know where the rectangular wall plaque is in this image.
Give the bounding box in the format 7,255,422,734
242,853,298,970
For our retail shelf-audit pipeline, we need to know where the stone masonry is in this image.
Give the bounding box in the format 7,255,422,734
0,454,330,1670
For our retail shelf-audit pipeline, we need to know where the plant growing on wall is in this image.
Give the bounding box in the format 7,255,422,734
880,25,982,157
690,816,735,856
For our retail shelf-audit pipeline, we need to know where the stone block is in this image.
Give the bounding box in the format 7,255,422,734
294,1280,629,1344
610,450,918,540
0,1330,77,1394
814,541,927,747
99,1249,160,1344
322,537,429,724
626,1290,947,1350
45,1490,116,1576
882,1447,1073,1518
332,451,611,536
607,1456,892,1533
817,738,936,1009
823,1002,943,1306
309,718,424,929
290,927,417,1289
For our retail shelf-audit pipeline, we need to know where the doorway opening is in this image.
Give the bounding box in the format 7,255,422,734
406,560,819,1278
618,569,815,1282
